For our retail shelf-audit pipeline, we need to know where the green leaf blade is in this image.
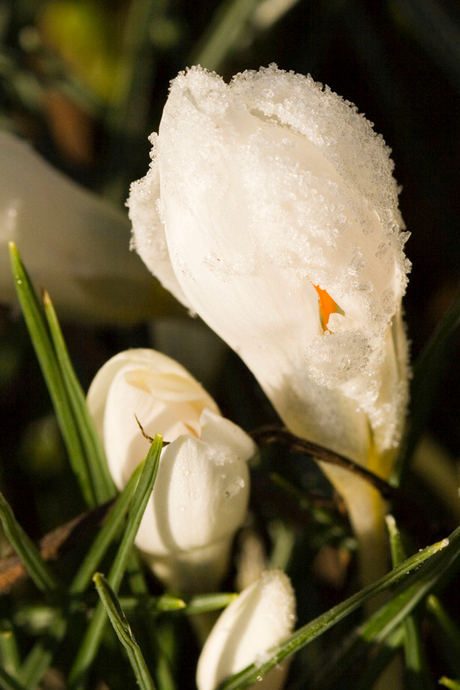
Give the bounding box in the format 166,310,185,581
68,434,163,690
42,290,115,504
0,492,59,593
219,532,451,689
94,572,156,690
8,242,96,507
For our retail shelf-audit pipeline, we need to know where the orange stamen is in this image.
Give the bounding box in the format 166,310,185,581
313,284,337,331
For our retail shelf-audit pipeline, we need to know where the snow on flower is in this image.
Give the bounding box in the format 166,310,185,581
128,65,411,584
197,570,296,690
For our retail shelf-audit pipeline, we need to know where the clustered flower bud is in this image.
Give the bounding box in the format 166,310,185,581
197,570,296,690
88,348,255,592
128,64,412,586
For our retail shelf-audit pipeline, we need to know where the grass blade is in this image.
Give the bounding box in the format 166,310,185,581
0,621,21,678
42,290,115,504
426,595,460,679
122,552,177,690
439,679,460,690
9,242,96,507
393,285,460,483
218,532,451,689
18,465,144,689
94,572,156,690
386,516,430,690
315,524,460,690
68,434,163,690
0,668,27,690
189,0,261,72
0,493,58,593
354,626,405,690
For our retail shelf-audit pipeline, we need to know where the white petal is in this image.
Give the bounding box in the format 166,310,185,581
128,136,192,310
0,131,157,322
200,408,256,461
141,537,233,593
134,434,250,555
87,348,218,443
129,65,410,463
196,570,296,690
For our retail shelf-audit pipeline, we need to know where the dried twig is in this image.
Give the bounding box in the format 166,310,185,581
251,425,397,501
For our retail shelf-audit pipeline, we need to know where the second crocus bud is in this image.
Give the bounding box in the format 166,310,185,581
197,570,296,690
88,349,255,592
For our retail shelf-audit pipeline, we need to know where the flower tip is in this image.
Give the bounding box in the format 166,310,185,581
197,570,296,690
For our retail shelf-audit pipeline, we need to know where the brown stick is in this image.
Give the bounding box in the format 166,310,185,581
0,500,114,595
251,425,397,501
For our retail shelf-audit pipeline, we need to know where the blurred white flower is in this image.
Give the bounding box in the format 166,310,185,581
128,65,411,585
196,570,296,690
88,348,255,592
0,130,167,323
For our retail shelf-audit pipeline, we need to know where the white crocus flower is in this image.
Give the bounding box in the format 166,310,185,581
87,348,255,592
128,65,411,587
197,570,296,690
0,130,168,323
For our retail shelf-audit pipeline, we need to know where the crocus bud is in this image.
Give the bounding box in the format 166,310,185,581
196,570,296,690
87,349,255,592
0,131,174,323
128,65,411,586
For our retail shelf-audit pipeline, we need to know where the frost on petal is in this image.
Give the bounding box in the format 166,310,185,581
128,136,192,310
129,65,410,466
196,570,296,690
305,330,372,388
231,65,405,239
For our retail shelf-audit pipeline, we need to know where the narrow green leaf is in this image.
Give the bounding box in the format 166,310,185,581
18,618,67,690
68,434,163,690
42,291,115,504
190,0,262,72
123,552,177,690
219,533,450,689
119,592,237,616
393,285,460,483
0,492,59,593
439,678,460,690
354,626,405,690
8,242,95,507
94,572,156,690
19,465,144,689
183,593,238,615
316,526,460,690
0,668,27,690
70,469,143,595
427,595,460,678
386,516,430,690
0,621,21,678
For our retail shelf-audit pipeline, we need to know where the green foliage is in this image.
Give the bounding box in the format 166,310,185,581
2,3,460,689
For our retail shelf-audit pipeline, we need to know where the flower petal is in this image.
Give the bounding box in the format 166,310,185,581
0,131,159,322
129,65,410,464
134,434,250,555
196,570,296,690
